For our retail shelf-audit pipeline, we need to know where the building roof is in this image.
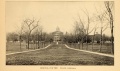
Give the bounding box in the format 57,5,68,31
52,27,63,35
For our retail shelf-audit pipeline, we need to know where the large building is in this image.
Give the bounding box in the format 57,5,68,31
52,27,63,42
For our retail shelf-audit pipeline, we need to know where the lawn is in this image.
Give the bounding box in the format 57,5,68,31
6,42,49,54
6,44,114,65
66,43,113,54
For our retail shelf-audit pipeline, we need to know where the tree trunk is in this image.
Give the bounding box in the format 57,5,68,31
100,28,102,52
19,35,21,51
36,34,37,49
111,15,114,54
27,38,29,49
110,9,114,54
27,34,30,49
111,29,114,54
105,1,114,54
38,34,40,49
81,37,83,49
78,42,80,49
92,36,94,51
86,35,88,50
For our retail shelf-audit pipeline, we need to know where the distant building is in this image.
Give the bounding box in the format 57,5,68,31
52,27,63,42
88,33,101,43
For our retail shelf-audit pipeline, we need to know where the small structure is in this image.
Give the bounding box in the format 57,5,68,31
52,27,63,42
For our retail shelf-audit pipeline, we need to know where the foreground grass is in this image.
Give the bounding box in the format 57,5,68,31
6,42,49,54
6,44,114,65
67,43,113,54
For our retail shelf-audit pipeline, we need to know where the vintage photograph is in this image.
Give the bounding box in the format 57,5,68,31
6,1,114,65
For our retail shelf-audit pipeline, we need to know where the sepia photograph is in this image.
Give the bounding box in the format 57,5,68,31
5,1,114,65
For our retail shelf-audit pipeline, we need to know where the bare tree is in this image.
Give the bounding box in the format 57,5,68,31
79,13,96,50
32,25,42,49
91,23,98,51
96,15,110,52
73,21,79,43
18,25,24,50
73,14,95,50
82,9,91,50
78,16,86,49
73,13,86,49
104,1,114,54
37,25,42,49
15,23,24,50
32,29,38,49
73,21,82,49
94,2,113,52
23,18,39,49
98,14,104,52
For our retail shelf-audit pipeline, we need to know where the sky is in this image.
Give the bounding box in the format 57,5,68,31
6,1,113,36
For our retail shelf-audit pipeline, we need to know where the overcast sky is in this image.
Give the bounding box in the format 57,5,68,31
6,1,113,36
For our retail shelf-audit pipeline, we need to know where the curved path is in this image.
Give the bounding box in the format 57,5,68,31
6,44,114,65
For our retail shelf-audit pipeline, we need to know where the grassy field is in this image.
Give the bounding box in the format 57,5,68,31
67,43,113,54
6,42,49,54
6,44,114,65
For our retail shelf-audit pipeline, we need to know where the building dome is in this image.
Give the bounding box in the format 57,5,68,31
56,26,60,31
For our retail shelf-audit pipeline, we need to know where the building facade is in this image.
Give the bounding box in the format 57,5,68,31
52,27,63,42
